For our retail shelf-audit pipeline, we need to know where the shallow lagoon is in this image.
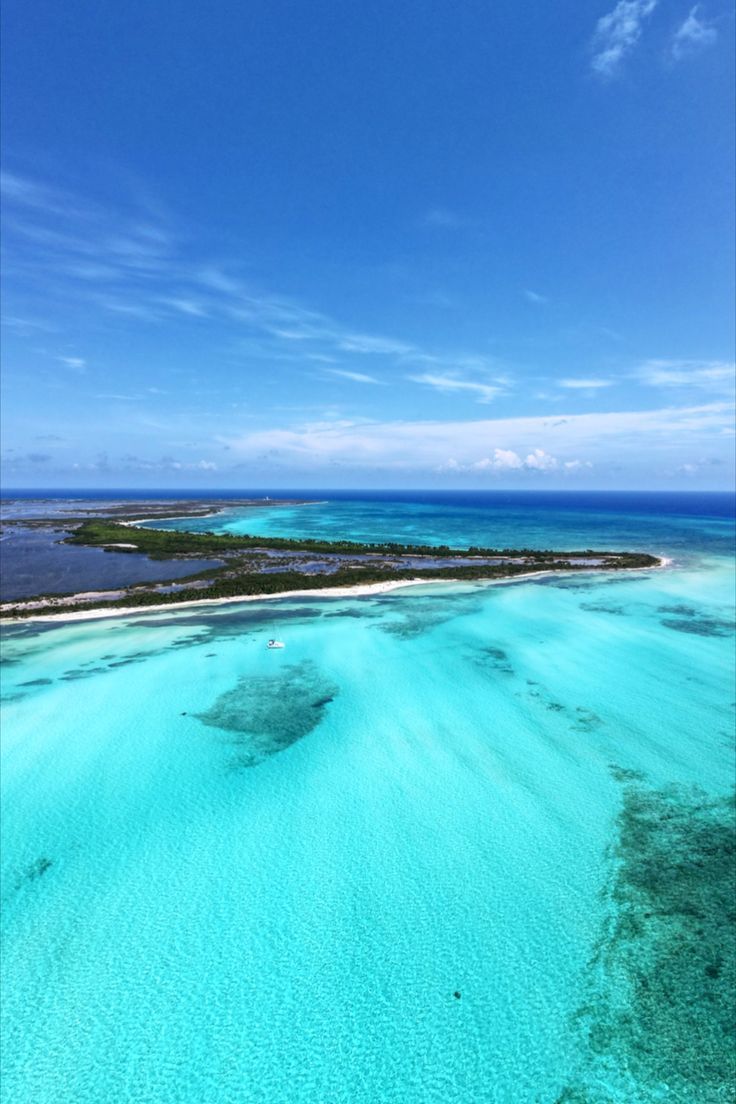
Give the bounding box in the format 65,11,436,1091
0,525,222,601
1,495,734,1103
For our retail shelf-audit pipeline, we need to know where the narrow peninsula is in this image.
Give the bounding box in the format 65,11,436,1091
0,500,662,621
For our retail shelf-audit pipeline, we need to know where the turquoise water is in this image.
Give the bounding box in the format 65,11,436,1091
145,492,734,560
2,495,734,1102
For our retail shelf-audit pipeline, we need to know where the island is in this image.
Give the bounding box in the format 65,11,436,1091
0,499,662,621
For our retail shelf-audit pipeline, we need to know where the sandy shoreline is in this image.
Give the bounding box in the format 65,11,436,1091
120,511,223,528
0,559,669,625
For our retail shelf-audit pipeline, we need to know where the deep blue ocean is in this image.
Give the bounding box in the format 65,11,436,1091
4,487,735,518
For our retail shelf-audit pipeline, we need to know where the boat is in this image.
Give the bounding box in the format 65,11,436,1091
267,639,285,649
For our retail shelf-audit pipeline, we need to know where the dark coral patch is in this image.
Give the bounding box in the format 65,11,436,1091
560,774,736,1100
323,608,375,619
572,708,603,732
8,856,55,899
378,593,482,639
195,661,338,768
474,645,514,675
129,606,323,637
661,617,734,638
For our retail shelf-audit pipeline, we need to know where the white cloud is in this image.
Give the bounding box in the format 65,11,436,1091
487,448,524,470
591,0,657,77
96,298,162,321
524,448,558,470
671,6,717,59
118,454,219,472
443,449,524,472
160,297,208,317
95,393,141,401
58,355,86,371
326,368,383,385
443,448,577,474
635,359,735,392
304,352,338,364
337,333,416,357
524,289,547,304
220,402,732,472
558,378,613,389
409,372,505,404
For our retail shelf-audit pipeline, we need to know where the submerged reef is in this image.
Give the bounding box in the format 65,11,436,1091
3,856,54,904
195,660,338,768
475,644,515,675
376,591,483,638
660,617,734,638
558,773,736,1103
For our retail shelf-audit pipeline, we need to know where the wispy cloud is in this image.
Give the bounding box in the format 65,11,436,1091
0,171,104,221
1,170,177,305
337,333,416,357
671,5,717,60
325,368,384,385
409,372,505,404
558,378,613,389
2,170,513,396
158,296,208,317
94,393,142,401
591,0,657,78
57,355,86,371
524,289,547,304
1,314,58,335
635,358,735,392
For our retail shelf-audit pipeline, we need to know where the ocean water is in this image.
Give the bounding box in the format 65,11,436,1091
1,492,734,1103
146,489,735,559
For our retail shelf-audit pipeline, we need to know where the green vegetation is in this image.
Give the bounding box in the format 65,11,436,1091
65,519,659,566
0,518,660,618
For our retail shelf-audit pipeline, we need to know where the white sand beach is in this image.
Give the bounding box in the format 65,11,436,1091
0,560,668,625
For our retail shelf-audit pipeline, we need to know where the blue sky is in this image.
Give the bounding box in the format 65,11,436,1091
1,0,734,489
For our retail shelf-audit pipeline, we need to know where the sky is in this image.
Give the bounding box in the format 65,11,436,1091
1,0,734,490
